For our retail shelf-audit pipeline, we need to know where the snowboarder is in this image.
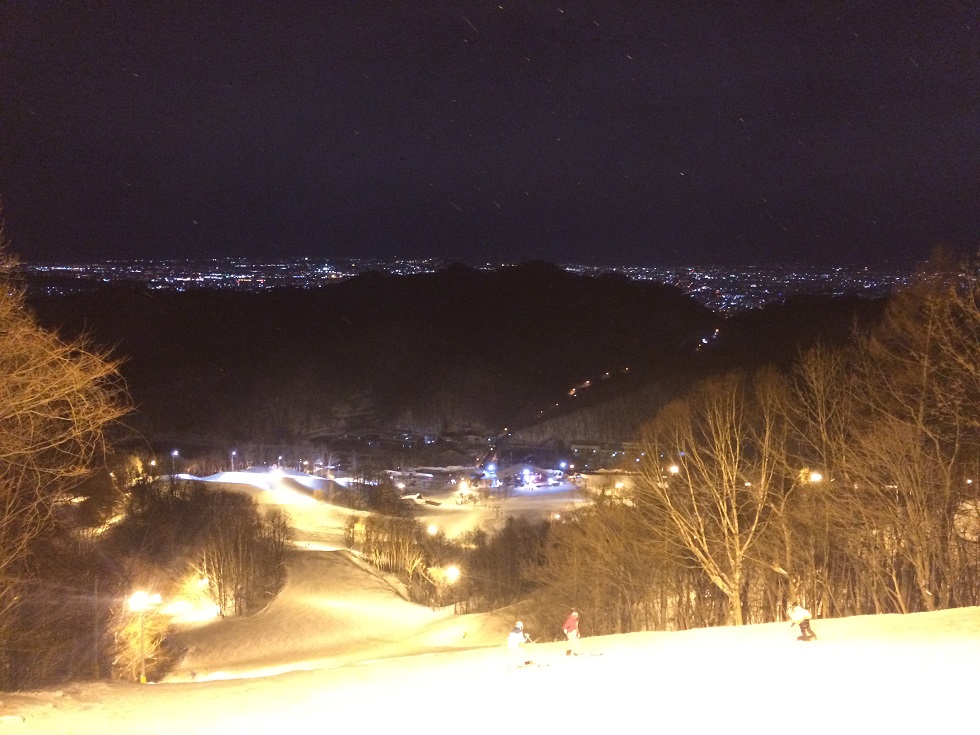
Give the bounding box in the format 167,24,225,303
789,602,817,641
563,610,580,656
508,620,533,666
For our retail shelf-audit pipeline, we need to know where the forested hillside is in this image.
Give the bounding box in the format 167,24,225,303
26,263,882,447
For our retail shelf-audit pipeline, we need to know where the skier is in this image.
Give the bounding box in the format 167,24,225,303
507,620,533,666
562,610,580,656
788,602,817,641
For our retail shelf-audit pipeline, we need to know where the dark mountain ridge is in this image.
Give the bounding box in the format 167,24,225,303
25,263,883,455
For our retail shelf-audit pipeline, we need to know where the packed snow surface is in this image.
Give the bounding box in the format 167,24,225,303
3,472,977,733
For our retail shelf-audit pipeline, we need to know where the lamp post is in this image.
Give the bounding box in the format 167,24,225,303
231,450,237,472
171,449,179,476
129,591,161,683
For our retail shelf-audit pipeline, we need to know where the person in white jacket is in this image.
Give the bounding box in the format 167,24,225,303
507,621,532,665
788,602,817,641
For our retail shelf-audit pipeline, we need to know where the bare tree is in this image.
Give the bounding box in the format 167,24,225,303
0,238,129,659
200,491,290,616
769,344,865,615
783,260,980,616
840,264,980,611
530,494,673,635
634,370,793,625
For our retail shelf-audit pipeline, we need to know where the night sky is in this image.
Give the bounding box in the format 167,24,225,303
0,2,976,267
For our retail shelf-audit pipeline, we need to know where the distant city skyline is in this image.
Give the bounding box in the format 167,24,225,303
1,4,976,267
19,256,909,313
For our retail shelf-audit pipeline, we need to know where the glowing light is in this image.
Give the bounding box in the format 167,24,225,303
445,565,460,584
668,464,680,474
129,590,161,612
129,590,161,684
161,599,220,623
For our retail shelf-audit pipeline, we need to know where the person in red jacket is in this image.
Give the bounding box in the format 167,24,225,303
563,610,580,656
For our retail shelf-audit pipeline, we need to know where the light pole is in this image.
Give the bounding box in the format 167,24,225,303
129,591,160,683
171,449,179,476
231,450,237,472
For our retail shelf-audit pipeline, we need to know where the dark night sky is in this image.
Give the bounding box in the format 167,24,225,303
0,2,976,267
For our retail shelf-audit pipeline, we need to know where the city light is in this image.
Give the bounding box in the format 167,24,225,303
18,259,911,313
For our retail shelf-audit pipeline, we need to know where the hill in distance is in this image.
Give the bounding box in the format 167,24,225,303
26,262,883,451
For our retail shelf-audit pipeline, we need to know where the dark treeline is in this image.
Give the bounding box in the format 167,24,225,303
531,261,980,634
1,475,291,689
25,262,883,452
337,259,980,640
512,292,886,447
26,262,714,442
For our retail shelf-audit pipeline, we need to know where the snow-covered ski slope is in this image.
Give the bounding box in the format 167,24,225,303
5,471,979,734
